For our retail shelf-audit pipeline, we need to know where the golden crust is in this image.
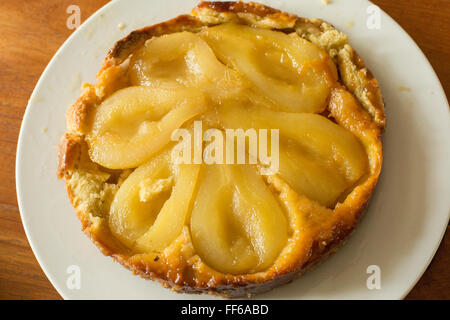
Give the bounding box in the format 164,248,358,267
57,1,384,298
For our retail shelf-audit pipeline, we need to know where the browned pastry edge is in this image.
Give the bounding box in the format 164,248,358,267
57,1,384,298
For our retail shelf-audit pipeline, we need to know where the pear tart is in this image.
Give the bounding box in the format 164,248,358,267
58,1,384,297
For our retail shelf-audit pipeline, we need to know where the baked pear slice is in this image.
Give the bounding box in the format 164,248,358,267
128,31,245,100
86,86,207,169
200,23,338,113
213,102,368,207
190,164,288,274
109,150,200,252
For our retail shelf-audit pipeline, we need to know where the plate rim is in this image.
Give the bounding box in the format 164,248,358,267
368,0,450,299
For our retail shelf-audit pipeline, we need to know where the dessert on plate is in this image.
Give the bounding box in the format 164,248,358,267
58,1,384,297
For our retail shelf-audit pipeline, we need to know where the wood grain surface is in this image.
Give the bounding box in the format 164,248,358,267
0,0,448,300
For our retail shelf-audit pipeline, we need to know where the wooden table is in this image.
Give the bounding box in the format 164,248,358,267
0,0,448,300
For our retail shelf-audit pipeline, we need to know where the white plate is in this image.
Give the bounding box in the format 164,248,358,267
16,0,450,300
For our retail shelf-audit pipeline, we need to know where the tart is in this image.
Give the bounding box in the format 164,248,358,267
57,1,384,298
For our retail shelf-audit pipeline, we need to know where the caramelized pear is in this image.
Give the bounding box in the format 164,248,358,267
86,86,207,169
201,23,337,113
215,102,368,206
109,151,200,252
129,31,244,100
190,165,288,274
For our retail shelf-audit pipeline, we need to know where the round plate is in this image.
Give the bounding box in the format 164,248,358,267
16,0,450,299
